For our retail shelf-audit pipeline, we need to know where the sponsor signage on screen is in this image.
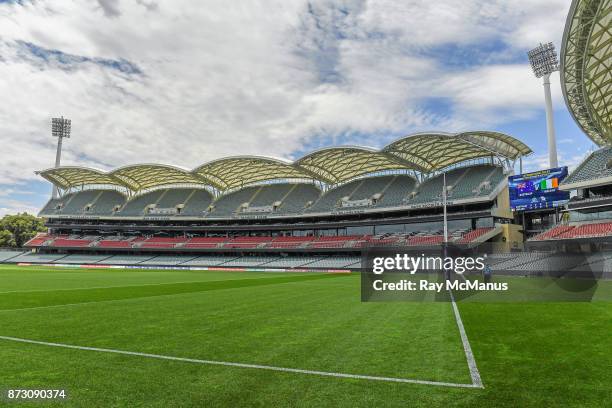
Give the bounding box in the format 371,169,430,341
508,167,570,211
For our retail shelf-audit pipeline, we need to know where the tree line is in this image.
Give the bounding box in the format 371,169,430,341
0,213,46,248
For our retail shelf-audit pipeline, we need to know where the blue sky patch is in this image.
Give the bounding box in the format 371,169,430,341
17,41,142,75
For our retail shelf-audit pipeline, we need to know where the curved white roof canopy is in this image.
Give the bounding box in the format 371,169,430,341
37,131,532,193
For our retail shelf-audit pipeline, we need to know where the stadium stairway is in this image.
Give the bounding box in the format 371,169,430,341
8,252,70,264
60,254,115,264
178,189,214,216
530,225,575,241
60,190,100,214
118,190,166,216
139,255,200,266
306,179,365,213
456,226,502,245
24,233,53,247
39,197,64,216
273,184,322,214
210,186,261,217
0,250,27,263
377,176,417,207
101,255,157,265
89,190,127,215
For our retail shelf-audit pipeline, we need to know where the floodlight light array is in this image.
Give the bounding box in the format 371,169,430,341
51,117,71,139
528,42,560,78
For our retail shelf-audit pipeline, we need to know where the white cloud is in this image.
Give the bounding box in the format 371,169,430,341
0,197,41,217
0,0,574,194
522,150,590,174
96,0,120,18
499,0,570,49
435,65,566,129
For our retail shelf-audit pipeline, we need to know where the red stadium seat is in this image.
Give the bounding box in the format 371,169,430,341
406,235,444,245
457,228,494,243
307,235,365,248
144,237,187,243
183,237,226,249
266,236,314,248
98,240,132,248
24,233,51,247
52,238,92,248
555,222,612,239
530,225,575,241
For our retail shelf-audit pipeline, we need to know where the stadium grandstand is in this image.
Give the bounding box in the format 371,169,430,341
4,1,610,271
528,0,611,248
2,131,536,270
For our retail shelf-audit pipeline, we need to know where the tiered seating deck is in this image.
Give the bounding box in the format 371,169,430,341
530,222,612,241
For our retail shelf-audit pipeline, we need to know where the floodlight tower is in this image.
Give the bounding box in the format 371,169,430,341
51,116,71,198
528,42,560,168
442,173,448,244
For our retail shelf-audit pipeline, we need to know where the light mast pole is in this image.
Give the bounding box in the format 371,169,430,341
51,117,71,198
528,42,560,168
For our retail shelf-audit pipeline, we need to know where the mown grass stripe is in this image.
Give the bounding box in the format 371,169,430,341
0,273,345,310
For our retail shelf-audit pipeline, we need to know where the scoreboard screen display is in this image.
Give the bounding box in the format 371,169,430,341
508,167,570,211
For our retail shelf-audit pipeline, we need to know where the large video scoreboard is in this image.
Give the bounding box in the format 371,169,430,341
508,167,570,211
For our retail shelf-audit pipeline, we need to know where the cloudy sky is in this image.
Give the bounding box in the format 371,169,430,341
0,0,599,215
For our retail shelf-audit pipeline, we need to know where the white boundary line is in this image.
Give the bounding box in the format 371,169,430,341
448,289,484,388
0,335,480,389
0,297,176,314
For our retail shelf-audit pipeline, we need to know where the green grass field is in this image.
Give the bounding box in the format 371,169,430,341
1,264,611,407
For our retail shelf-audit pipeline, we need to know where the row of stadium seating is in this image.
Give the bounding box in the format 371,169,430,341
0,250,29,262
307,165,503,212
25,228,497,250
456,227,496,244
561,146,612,185
7,250,612,274
529,221,612,241
40,164,504,218
40,190,126,216
404,165,503,205
486,251,612,275
487,252,567,272
3,251,360,269
569,253,612,273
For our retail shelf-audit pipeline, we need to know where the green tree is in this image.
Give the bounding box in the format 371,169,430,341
0,229,15,247
0,213,46,248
